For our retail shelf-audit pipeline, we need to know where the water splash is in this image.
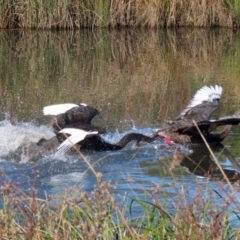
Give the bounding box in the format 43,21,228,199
0,120,54,160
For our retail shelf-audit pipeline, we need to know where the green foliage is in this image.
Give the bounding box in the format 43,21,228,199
228,0,240,18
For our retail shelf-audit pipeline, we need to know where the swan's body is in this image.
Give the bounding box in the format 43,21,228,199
44,103,106,135
156,85,240,143
41,103,158,154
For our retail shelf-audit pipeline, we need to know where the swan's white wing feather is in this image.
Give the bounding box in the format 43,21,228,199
80,103,87,107
178,85,222,119
43,103,79,115
56,128,98,155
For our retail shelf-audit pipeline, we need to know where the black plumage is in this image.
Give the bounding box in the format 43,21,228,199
156,85,240,143
42,103,157,154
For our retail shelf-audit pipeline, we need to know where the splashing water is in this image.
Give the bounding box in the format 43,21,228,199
0,120,54,160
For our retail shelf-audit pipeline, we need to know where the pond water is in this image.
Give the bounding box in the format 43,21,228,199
1,29,240,217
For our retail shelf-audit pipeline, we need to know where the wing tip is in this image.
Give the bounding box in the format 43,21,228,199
56,128,98,155
43,103,79,116
177,84,223,119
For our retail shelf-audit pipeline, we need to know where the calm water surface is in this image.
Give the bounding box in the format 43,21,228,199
1,29,240,216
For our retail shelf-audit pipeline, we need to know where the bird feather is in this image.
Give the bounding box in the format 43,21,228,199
56,128,98,155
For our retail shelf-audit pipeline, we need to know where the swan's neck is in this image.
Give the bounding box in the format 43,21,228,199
116,133,158,148
208,124,232,142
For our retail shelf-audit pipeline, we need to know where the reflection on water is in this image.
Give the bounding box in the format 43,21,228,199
179,144,240,181
1,29,240,126
0,29,240,211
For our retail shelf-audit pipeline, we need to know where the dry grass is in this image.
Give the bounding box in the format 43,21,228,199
0,0,239,29
1,145,240,239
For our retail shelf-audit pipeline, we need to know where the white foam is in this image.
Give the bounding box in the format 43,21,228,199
42,172,85,185
0,120,54,156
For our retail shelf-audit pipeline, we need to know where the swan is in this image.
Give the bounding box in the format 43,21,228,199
155,85,240,143
41,103,158,154
43,103,106,135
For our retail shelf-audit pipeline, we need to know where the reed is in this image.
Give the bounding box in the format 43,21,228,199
0,0,239,29
0,145,240,239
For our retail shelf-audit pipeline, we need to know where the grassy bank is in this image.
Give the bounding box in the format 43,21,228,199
1,150,240,239
0,0,240,29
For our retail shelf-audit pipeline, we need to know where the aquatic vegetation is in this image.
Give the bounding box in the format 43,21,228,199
0,0,239,29
0,146,240,239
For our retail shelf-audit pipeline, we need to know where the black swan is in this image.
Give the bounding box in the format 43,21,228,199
155,85,240,143
40,103,159,154
179,144,240,181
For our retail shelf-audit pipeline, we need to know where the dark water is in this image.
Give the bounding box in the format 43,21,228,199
1,29,240,220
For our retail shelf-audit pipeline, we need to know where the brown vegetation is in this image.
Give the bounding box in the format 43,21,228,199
0,0,239,29
0,29,239,129
0,148,240,239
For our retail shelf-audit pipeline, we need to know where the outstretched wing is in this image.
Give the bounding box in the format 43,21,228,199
56,123,106,143
56,128,98,155
44,103,102,132
176,85,222,122
181,115,240,134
